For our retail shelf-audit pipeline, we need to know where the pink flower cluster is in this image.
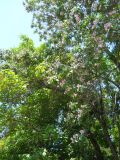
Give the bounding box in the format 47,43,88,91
71,134,79,143
109,10,116,16
92,19,99,29
80,130,85,135
74,14,80,23
59,79,66,87
64,87,72,94
104,22,112,31
73,93,77,97
77,84,81,91
94,37,104,48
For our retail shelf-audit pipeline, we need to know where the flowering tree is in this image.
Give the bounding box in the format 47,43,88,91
0,0,120,160
23,0,120,159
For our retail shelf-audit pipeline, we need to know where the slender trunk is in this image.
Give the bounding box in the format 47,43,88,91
97,83,119,160
117,117,120,158
116,96,120,157
92,101,119,159
100,116,119,160
86,130,104,160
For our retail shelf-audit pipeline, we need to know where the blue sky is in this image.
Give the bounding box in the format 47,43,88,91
0,0,40,49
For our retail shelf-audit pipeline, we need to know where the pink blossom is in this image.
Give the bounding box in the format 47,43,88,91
92,19,98,29
76,109,83,119
80,130,85,135
93,20,98,25
60,11,64,16
109,10,116,16
104,22,112,31
86,81,91,85
74,14,80,23
71,134,79,143
60,79,66,87
92,31,96,37
98,41,104,48
95,47,99,52
77,84,81,90
64,87,72,94
94,37,102,42
66,87,71,92
73,93,77,97
94,37,104,48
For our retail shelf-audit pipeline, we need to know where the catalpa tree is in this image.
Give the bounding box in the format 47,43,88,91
0,0,119,160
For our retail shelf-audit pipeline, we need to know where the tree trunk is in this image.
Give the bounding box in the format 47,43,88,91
97,84,119,160
87,130,104,160
99,115,119,160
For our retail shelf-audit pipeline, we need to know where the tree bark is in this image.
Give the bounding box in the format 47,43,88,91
100,116,119,160
86,130,104,160
91,93,119,159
